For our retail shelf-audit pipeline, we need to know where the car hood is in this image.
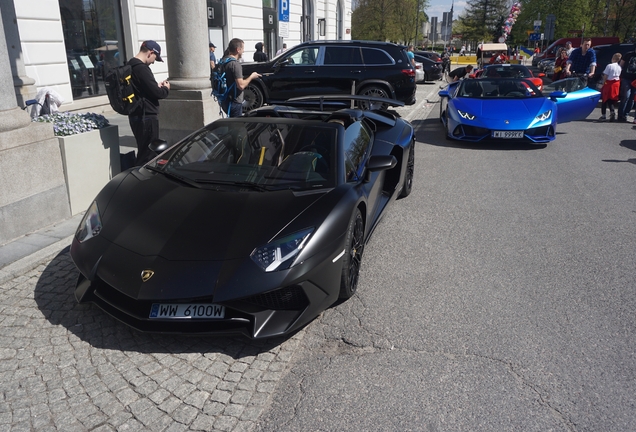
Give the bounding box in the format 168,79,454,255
453,97,550,120
100,172,327,261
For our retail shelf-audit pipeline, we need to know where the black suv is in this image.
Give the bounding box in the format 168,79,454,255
240,40,417,111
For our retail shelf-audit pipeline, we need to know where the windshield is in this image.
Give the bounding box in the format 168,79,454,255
542,76,588,93
147,119,337,191
483,66,532,78
458,79,543,99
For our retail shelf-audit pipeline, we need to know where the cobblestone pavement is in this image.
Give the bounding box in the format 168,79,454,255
0,248,305,431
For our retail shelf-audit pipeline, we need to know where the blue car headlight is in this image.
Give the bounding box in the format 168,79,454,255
536,110,552,121
251,228,314,272
458,110,476,120
76,201,102,243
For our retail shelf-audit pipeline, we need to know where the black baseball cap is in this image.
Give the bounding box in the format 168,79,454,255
209,43,216,48
142,40,163,62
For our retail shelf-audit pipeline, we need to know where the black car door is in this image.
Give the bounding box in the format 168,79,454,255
321,46,364,95
344,121,384,225
264,47,321,102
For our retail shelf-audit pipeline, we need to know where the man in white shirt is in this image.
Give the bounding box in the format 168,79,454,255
275,43,287,56
565,41,574,56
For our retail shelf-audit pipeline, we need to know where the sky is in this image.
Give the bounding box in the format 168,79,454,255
426,0,466,22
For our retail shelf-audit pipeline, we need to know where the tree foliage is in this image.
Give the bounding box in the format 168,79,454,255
352,0,429,44
509,0,636,45
457,0,510,43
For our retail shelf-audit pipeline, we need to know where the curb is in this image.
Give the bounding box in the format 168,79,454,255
0,235,74,285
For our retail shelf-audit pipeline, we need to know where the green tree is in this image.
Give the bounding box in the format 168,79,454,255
458,0,510,43
352,0,429,43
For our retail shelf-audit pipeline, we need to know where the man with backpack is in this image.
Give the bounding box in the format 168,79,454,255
216,38,261,117
127,40,170,164
617,43,636,122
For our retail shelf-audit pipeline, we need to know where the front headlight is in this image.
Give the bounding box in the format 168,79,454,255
251,228,314,272
76,201,102,243
458,110,476,120
536,110,552,121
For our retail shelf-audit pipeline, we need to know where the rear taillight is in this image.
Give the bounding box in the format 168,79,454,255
402,69,415,77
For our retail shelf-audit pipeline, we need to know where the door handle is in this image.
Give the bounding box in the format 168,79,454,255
304,70,315,73
351,70,362,74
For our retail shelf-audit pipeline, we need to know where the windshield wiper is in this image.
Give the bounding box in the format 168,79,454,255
193,179,270,191
146,165,201,188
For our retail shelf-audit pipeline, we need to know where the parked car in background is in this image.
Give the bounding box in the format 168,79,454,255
414,61,425,83
532,36,620,66
472,64,546,90
589,43,634,89
240,40,417,112
413,54,443,81
414,50,442,64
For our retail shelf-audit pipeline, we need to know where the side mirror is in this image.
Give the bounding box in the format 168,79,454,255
149,139,169,154
537,72,546,78
367,155,397,172
364,155,397,183
275,58,291,69
438,89,449,98
549,91,567,101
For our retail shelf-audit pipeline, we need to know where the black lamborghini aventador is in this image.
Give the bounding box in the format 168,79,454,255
70,98,415,339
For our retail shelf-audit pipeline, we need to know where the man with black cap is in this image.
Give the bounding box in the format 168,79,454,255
209,43,217,70
617,43,636,122
127,40,170,165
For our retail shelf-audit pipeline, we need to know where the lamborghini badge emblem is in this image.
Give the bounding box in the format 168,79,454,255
505,120,510,124
141,270,154,282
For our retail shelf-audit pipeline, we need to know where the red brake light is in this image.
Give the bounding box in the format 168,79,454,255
402,69,415,77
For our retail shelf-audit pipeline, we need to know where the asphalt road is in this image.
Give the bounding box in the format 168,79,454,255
256,81,636,430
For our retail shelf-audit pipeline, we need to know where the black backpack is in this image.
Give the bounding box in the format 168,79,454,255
626,55,636,75
211,57,237,103
105,63,143,115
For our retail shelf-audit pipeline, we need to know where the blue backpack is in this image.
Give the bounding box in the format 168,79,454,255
211,57,237,105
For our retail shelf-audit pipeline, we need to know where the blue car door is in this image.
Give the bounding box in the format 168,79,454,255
545,78,601,123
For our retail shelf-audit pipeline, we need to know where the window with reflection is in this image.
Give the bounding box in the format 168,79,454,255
60,0,126,99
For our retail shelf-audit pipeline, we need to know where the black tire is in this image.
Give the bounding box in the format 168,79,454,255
445,112,453,141
424,71,429,82
399,143,414,198
242,84,264,113
339,208,364,299
357,85,389,110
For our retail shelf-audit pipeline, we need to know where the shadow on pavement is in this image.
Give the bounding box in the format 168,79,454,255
33,249,289,356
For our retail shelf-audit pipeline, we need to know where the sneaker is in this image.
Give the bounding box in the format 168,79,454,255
598,115,606,120
610,113,615,122
617,117,627,123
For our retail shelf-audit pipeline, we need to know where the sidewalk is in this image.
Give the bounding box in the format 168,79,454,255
0,111,136,285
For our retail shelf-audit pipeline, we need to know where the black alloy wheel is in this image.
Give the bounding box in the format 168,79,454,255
399,143,414,198
242,84,264,113
339,208,365,299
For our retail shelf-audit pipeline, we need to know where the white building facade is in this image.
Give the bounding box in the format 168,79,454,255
10,0,352,110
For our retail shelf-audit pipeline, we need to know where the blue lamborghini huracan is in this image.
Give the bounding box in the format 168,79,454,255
439,77,601,143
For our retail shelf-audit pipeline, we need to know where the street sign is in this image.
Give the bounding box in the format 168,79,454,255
534,20,542,27
278,0,289,37
529,33,541,41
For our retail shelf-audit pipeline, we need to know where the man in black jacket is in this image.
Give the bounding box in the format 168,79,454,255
128,40,170,165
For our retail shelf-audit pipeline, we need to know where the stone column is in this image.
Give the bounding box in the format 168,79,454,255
0,6,71,244
159,0,220,144
1,0,37,108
